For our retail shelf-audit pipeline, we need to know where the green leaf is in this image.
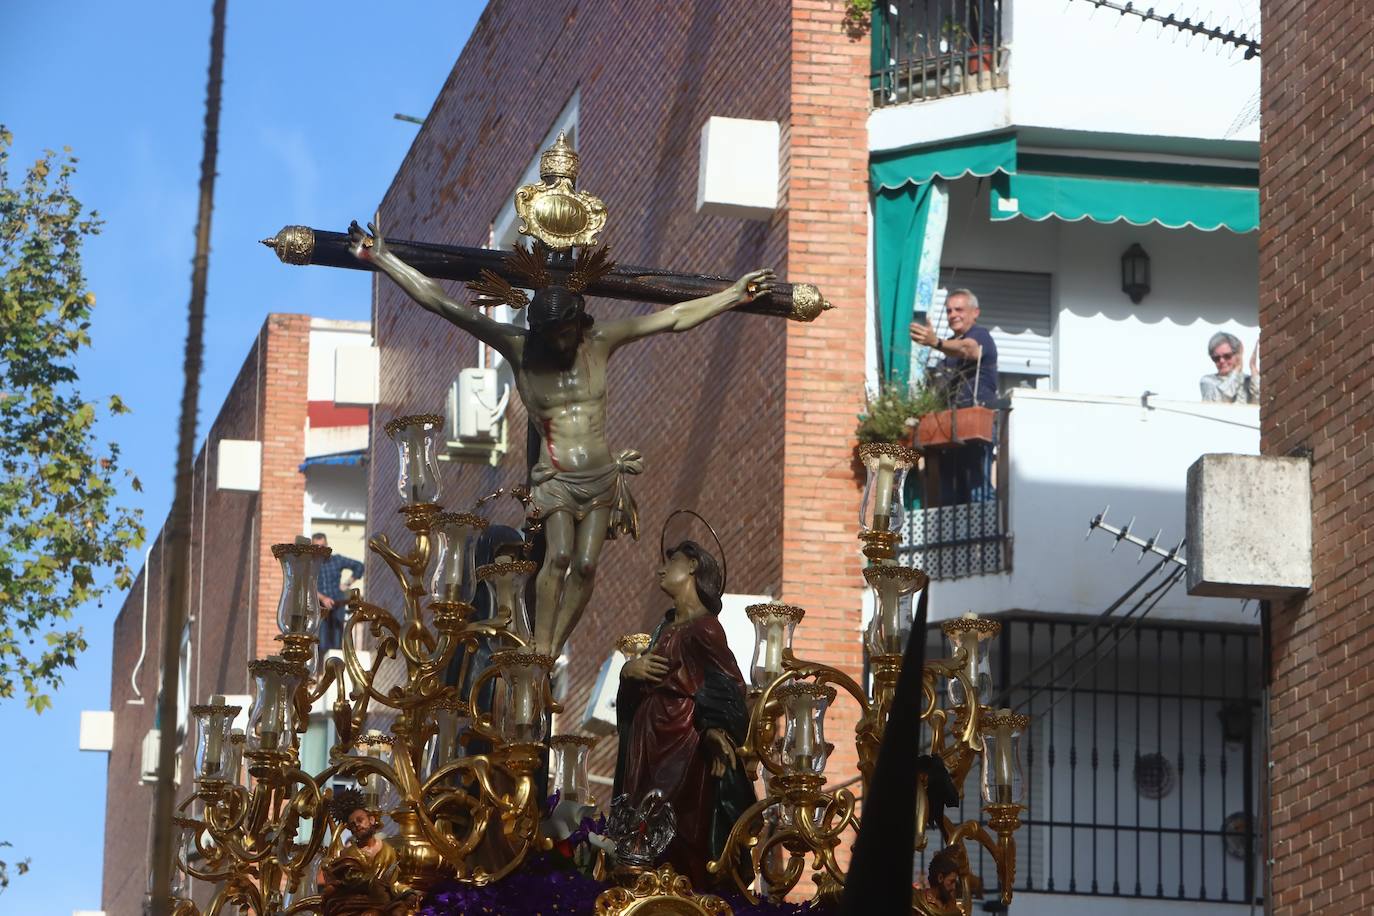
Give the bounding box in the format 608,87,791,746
0,126,146,709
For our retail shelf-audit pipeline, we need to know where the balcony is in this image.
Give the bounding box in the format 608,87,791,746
871,0,1009,108
902,389,1261,623
917,616,1263,908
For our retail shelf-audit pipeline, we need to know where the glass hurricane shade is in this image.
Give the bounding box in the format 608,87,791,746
385,415,443,506
779,684,835,776
227,731,245,782
858,444,915,533
980,708,1029,803
273,541,330,638
550,736,595,806
424,701,473,779
943,614,998,708
863,565,928,658
747,604,804,690
247,658,304,753
477,560,536,645
357,732,394,811
192,696,241,781
494,651,552,744
431,513,487,605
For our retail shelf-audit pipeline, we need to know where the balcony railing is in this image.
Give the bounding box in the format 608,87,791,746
898,406,1010,580
915,617,1264,906
900,500,1006,579
872,0,1009,107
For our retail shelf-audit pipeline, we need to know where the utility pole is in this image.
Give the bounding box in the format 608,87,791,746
148,0,225,912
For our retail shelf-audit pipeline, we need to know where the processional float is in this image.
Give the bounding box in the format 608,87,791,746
164,134,1027,915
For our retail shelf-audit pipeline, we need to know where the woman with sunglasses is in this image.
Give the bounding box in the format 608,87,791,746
1200,332,1260,404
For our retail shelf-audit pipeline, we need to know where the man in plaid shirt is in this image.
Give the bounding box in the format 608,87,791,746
313,532,366,650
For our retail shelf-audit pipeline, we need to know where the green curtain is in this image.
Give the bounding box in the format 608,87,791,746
874,180,937,385
871,134,1016,384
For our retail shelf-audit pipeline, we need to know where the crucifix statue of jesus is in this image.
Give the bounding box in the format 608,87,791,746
347,200,771,655
263,133,826,658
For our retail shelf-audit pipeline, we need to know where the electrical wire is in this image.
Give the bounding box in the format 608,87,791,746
990,554,1174,708
1015,566,1185,717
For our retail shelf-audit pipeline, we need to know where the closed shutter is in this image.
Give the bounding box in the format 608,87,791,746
925,269,1053,378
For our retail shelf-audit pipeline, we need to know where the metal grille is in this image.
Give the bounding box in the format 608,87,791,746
900,500,1006,579
915,618,1264,906
872,0,1009,107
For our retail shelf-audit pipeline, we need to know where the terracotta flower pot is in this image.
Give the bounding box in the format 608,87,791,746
916,406,995,449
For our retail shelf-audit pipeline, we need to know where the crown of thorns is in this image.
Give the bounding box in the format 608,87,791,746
328,786,377,823
466,241,615,311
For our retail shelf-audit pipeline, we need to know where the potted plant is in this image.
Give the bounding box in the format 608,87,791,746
856,380,946,447
915,398,996,449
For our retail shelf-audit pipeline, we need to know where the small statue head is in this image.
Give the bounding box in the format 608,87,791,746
329,787,380,844
659,539,723,615
927,848,962,904
527,284,592,359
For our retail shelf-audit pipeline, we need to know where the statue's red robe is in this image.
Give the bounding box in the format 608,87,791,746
614,610,754,888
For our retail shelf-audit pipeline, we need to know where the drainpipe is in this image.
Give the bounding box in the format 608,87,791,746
127,540,157,705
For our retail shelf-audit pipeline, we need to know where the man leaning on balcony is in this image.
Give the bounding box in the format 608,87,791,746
910,289,998,505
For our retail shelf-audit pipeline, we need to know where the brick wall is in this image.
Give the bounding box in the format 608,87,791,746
1259,2,1374,913
783,0,871,799
253,314,312,658
102,314,311,916
370,0,797,781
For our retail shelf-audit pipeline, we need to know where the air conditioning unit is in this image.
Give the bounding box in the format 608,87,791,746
581,652,628,736
140,729,182,786
444,368,509,462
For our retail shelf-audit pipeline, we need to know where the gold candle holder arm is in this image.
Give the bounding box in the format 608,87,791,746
944,808,1021,906
338,597,409,716
706,794,779,902
282,894,325,915
275,768,330,876
300,654,345,708
754,832,808,900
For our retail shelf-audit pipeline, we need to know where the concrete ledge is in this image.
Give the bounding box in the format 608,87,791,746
1186,453,1311,599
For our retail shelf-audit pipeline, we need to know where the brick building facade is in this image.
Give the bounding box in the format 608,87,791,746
101,314,371,916
1260,2,1374,913
367,0,869,790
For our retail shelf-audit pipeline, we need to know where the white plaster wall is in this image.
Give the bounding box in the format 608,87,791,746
869,1,1260,153
304,464,367,523
940,180,1259,402
1010,0,1260,143
928,389,1260,625
304,424,370,459
307,319,372,401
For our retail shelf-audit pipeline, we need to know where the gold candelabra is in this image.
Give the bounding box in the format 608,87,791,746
166,415,562,914
699,442,1029,910
164,418,1028,915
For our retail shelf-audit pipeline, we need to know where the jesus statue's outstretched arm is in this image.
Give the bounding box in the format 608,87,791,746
348,221,521,363
598,268,776,351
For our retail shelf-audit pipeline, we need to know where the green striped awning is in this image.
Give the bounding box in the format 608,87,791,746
988,155,1259,233
871,133,1017,191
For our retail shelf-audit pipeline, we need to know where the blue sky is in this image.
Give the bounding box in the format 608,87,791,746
0,2,483,912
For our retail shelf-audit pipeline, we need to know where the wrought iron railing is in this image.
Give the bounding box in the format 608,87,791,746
900,500,1006,579
872,0,1009,107
898,407,1010,580
915,617,1264,907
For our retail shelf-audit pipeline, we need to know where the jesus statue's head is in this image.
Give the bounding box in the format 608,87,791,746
527,284,593,363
